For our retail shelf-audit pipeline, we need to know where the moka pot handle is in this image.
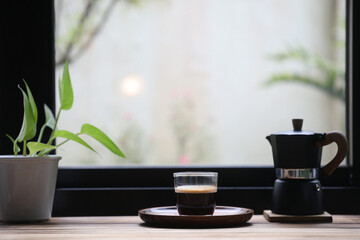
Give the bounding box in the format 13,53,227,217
316,131,348,176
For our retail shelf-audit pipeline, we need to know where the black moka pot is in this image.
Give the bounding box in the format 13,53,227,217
266,119,348,215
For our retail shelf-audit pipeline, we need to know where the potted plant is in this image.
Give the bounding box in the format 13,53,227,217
0,61,125,223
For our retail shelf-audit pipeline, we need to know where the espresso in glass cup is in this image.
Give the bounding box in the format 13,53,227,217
173,172,218,215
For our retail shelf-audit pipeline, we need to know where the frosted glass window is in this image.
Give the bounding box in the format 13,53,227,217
55,0,346,166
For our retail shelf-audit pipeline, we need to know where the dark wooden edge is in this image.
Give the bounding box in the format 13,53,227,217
53,166,354,216
52,186,360,216
56,166,352,188
54,166,356,216
348,0,360,185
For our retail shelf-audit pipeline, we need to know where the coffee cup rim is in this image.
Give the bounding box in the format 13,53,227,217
173,172,218,177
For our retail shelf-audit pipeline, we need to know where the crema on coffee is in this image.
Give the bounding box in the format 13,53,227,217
175,185,217,215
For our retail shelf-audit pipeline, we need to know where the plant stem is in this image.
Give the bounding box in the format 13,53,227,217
47,108,62,145
39,138,70,157
37,124,46,143
55,138,70,150
23,140,27,156
14,140,18,156
38,108,62,156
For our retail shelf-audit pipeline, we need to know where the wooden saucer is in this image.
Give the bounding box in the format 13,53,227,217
263,210,333,223
138,206,253,228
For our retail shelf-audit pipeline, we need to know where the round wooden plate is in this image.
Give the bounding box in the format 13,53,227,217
138,206,253,228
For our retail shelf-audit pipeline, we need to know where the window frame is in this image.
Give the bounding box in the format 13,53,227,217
1,0,359,216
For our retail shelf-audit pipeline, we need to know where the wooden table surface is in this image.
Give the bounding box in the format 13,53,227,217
1,215,360,240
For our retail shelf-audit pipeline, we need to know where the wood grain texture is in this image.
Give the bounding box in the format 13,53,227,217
1,215,360,239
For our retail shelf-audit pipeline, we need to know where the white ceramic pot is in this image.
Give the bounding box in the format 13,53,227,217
0,155,61,223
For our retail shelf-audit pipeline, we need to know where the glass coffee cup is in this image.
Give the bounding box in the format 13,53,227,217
173,172,218,215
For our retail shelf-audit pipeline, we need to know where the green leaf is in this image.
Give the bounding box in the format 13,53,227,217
27,142,56,156
44,104,56,129
81,123,125,158
23,80,38,123
16,86,37,143
59,60,74,110
53,130,95,152
6,134,20,154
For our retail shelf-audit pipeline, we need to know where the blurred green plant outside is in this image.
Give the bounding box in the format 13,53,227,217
265,20,346,102
265,46,345,101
